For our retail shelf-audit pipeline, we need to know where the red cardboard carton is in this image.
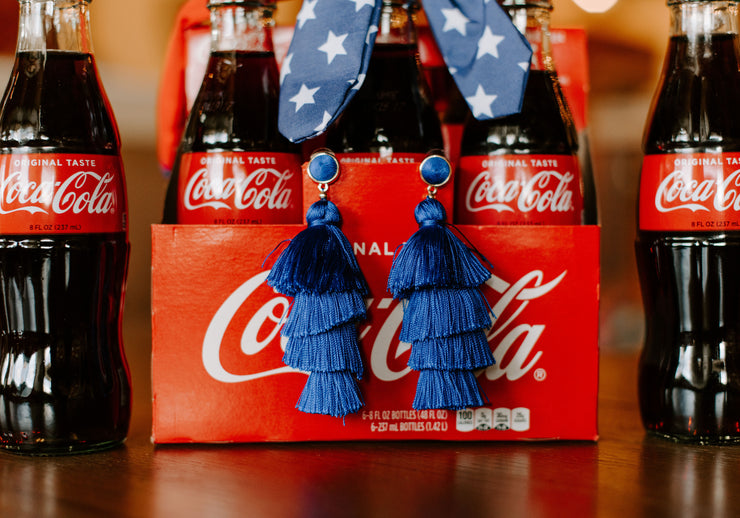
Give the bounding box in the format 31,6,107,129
151,163,599,442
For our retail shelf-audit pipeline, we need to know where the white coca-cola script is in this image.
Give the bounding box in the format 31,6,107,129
183,168,293,212
201,268,567,384
654,169,740,213
0,170,118,215
466,170,576,214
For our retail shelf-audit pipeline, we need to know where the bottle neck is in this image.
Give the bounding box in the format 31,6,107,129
17,0,93,53
209,3,274,53
669,1,738,37
665,1,740,73
376,2,417,46
503,4,553,72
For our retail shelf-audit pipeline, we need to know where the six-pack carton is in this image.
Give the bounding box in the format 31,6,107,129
151,159,599,442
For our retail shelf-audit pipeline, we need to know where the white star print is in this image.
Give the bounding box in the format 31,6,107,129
366,25,378,45
477,27,505,59
466,85,497,118
352,73,366,91
290,84,320,113
280,53,293,85
318,31,348,65
349,0,375,12
518,61,530,72
441,8,469,36
296,0,318,29
314,111,333,132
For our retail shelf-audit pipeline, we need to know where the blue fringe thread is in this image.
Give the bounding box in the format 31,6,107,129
266,199,369,417
387,197,495,410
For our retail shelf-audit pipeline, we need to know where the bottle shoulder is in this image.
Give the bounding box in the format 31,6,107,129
459,70,578,156
179,51,296,154
644,34,740,154
0,51,119,153
323,43,443,154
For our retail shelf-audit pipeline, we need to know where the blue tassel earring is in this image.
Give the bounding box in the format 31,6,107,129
387,153,495,410
266,150,369,417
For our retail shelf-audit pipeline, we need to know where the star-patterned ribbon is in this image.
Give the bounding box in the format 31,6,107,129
278,0,532,143
424,0,531,120
278,0,382,143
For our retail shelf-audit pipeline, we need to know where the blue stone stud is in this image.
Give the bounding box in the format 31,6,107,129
308,149,340,183
307,149,340,199
419,151,451,197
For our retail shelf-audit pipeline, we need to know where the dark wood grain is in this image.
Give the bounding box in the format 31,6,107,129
1,321,739,518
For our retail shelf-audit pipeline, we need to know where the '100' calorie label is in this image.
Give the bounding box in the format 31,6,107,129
640,153,740,231
455,154,583,225
0,153,127,234
177,151,302,224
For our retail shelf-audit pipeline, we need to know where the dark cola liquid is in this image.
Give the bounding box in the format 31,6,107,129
637,34,740,443
323,43,443,155
0,51,130,454
162,51,298,223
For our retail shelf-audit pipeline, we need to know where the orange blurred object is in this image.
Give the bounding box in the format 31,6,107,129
156,0,209,176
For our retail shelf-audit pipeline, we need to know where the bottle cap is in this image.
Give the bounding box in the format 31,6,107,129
207,0,277,7
498,0,553,8
381,0,420,7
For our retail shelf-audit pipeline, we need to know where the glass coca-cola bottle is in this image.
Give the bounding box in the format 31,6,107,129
162,0,302,224
0,0,131,454
323,0,443,164
636,0,740,443
454,0,596,225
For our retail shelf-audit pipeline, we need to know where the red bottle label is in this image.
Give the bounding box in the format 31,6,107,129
0,153,127,234
177,151,302,224
455,154,583,225
639,153,740,231
337,153,428,164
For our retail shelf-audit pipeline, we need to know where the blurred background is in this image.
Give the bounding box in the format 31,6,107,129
0,0,669,409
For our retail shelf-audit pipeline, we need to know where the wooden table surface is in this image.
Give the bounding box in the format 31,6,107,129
2,325,739,518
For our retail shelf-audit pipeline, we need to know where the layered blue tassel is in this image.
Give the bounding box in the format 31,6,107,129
283,322,364,377
408,333,494,371
387,198,491,298
413,370,487,411
268,200,368,296
282,291,367,338
298,372,365,418
388,197,495,410
399,288,492,341
267,199,369,417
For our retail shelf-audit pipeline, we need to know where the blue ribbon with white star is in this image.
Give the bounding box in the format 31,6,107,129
278,0,532,143
424,0,531,119
278,0,382,143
